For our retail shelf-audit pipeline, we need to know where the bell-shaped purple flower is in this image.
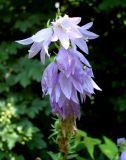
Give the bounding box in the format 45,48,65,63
52,15,99,54
50,94,80,120
56,48,101,100
41,47,101,119
42,62,80,119
51,14,82,49
16,15,99,62
16,28,53,64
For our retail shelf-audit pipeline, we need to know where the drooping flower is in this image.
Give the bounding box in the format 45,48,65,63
16,14,99,63
51,15,99,54
41,61,80,119
56,48,101,99
51,14,82,49
50,91,80,120
41,47,101,119
16,28,53,64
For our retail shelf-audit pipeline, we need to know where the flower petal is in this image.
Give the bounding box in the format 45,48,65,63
91,79,102,91
40,48,46,64
59,72,72,99
54,26,69,49
43,39,51,57
31,28,53,42
81,22,93,30
73,38,89,54
81,30,99,39
70,75,83,93
55,82,61,103
69,17,81,25
42,62,58,95
72,50,91,67
71,86,79,104
16,37,33,45
80,93,86,103
28,42,42,58
51,32,58,41
67,28,82,39
56,48,75,78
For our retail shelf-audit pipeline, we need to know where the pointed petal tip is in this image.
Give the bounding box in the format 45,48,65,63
15,37,33,45
91,79,102,91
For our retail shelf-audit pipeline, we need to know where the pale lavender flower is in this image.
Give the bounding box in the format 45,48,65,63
117,138,126,147
51,14,82,49
50,94,80,120
120,151,126,160
16,28,53,64
42,62,80,119
42,47,101,119
56,48,101,98
51,15,99,54
16,15,98,62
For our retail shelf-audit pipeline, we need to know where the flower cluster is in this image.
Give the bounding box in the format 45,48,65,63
117,138,126,160
16,14,101,120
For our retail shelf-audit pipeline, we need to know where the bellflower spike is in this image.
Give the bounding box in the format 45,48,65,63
16,13,101,121
16,28,53,64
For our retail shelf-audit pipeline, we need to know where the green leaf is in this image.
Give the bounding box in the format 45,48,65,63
99,136,119,160
84,137,101,159
78,130,87,138
27,133,47,150
67,154,78,159
6,132,19,150
14,58,43,87
48,152,59,160
76,156,86,160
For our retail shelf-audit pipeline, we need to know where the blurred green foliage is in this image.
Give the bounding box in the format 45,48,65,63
0,0,126,159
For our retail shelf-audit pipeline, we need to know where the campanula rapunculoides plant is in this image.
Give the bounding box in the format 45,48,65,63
16,10,101,159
